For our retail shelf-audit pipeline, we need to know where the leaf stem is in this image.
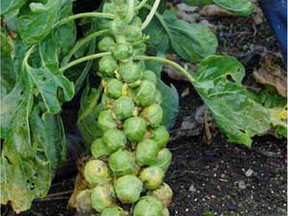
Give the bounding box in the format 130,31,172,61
54,12,115,27
63,29,109,65
125,0,135,23
141,0,161,29
60,52,111,71
136,0,149,11
134,55,196,83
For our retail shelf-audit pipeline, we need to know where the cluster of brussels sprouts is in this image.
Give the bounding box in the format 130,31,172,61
78,1,173,215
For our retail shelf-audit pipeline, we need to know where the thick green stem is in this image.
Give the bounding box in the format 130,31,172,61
134,55,196,83
135,0,149,11
63,29,109,64
141,0,161,29
54,12,115,27
60,52,111,71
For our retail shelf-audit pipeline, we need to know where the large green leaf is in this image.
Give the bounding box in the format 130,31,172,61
17,0,64,44
212,0,254,16
24,35,74,114
191,55,285,146
144,10,218,62
0,0,27,15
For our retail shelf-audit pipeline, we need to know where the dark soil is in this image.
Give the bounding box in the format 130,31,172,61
2,2,287,216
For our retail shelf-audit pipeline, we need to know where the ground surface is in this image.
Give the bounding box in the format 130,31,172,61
2,2,287,216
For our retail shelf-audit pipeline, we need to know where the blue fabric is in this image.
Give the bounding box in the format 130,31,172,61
260,0,287,61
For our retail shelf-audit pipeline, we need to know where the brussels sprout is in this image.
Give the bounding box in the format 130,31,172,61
162,207,170,216
147,183,173,207
119,61,142,83
110,19,127,43
113,43,133,61
142,70,157,85
91,183,115,212
139,166,164,190
98,36,116,51
128,79,142,88
91,138,110,158
99,55,117,77
103,2,116,14
140,103,163,128
115,175,143,204
136,139,159,166
152,126,169,148
135,80,156,106
101,206,128,216
123,116,147,142
108,149,135,177
98,110,117,130
125,25,143,42
155,148,172,173
75,189,94,215
101,94,114,108
102,129,127,153
113,96,135,120
106,79,123,99
133,196,163,216
84,160,111,186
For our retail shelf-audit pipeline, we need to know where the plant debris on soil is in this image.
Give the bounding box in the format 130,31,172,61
1,2,287,216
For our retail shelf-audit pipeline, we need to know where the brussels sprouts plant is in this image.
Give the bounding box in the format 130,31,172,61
1,0,285,214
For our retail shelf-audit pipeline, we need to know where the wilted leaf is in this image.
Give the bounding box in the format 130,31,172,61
253,55,287,97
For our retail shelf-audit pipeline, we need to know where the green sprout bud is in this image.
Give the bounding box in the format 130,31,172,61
148,183,173,207
99,55,117,77
108,149,135,177
133,196,163,216
162,207,170,216
155,148,172,173
123,116,147,142
102,129,127,153
106,79,123,99
119,61,142,83
113,96,135,120
98,110,117,130
140,103,163,128
103,2,116,14
136,139,159,166
101,206,128,216
128,79,142,88
139,166,164,190
91,138,110,158
84,160,111,186
125,25,143,42
152,126,169,148
75,189,94,215
142,70,157,85
135,80,156,106
115,175,143,204
91,183,115,213
98,36,116,51
113,43,133,61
